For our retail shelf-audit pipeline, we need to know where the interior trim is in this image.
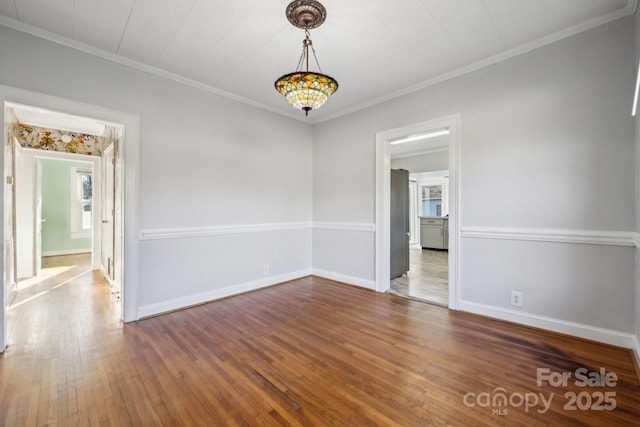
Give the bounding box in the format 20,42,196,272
391,147,448,160
1,0,636,125
376,114,461,309
139,222,379,240
459,299,636,350
311,269,375,290
312,222,376,232
460,227,635,247
0,16,303,124
632,232,640,248
314,0,638,124
6,282,17,307
41,249,91,257
633,336,640,375
138,269,312,318
139,222,313,240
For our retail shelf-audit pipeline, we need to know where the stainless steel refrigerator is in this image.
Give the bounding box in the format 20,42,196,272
390,169,409,279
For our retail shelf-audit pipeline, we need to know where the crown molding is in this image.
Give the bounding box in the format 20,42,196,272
0,16,307,124
311,0,638,124
0,0,636,126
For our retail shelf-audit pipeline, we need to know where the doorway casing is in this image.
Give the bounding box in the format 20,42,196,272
375,114,460,309
1,85,140,352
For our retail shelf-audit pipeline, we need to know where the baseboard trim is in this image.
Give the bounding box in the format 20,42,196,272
42,249,91,257
139,222,312,241
460,227,635,247
99,266,119,292
7,281,17,305
632,336,640,376
311,268,376,290
138,269,312,318
459,300,636,349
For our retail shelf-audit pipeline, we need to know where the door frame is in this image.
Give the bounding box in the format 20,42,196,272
101,142,116,288
1,85,141,352
375,114,460,309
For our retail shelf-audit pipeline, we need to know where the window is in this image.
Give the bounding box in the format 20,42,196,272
421,185,442,217
80,173,92,230
71,167,92,238
418,177,449,217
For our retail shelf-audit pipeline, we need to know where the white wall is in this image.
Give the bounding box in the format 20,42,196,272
0,14,637,348
0,24,314,316
390,150,449,173
313,17,636,338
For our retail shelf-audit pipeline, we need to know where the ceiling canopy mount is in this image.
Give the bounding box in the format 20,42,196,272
286,0,327,30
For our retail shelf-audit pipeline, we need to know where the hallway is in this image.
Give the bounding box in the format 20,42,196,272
8,254,120,345
2,254,122,425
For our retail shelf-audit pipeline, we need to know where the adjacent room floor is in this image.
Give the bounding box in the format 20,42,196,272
7,253,119,344
390,246,448,306
1,264,639,425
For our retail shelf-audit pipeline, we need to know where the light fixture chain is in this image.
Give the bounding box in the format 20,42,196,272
296,44,306,72
310,44,323,73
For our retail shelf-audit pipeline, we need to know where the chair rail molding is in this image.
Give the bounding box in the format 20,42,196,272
139,222,312,241
140,221,378,241
312,222,376,232
632,232,640,248
460,226,635,247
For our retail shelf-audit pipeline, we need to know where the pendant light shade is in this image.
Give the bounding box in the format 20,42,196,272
274,1,338,116
274,71,338,116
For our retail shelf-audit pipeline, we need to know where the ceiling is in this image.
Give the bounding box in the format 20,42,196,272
0,0,635,123
11,103,107,135
390,134,449,159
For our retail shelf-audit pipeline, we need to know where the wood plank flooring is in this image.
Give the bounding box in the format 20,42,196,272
390,247,448,306
1,261,639,426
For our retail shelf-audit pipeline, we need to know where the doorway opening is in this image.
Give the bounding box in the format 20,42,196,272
390,169,450,306
3,101,125,350
375,115,460,309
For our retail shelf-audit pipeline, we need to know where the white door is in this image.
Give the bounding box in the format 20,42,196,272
101,144,115,285
34,159,42,275
3,126,17,351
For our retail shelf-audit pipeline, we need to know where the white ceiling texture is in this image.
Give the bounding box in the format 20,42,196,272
0,0,635,123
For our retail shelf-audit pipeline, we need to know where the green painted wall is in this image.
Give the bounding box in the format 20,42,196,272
41,158,92,254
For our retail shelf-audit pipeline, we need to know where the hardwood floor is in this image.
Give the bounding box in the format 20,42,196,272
1,268,639,426
390,247,448,306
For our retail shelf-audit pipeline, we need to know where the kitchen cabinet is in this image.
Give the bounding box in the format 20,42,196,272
420,217,448,250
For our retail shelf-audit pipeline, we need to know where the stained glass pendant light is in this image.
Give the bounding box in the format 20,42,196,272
274,0,338,116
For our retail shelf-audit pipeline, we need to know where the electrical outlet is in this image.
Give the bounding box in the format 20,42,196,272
263,264,270,275
510,291,523,307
